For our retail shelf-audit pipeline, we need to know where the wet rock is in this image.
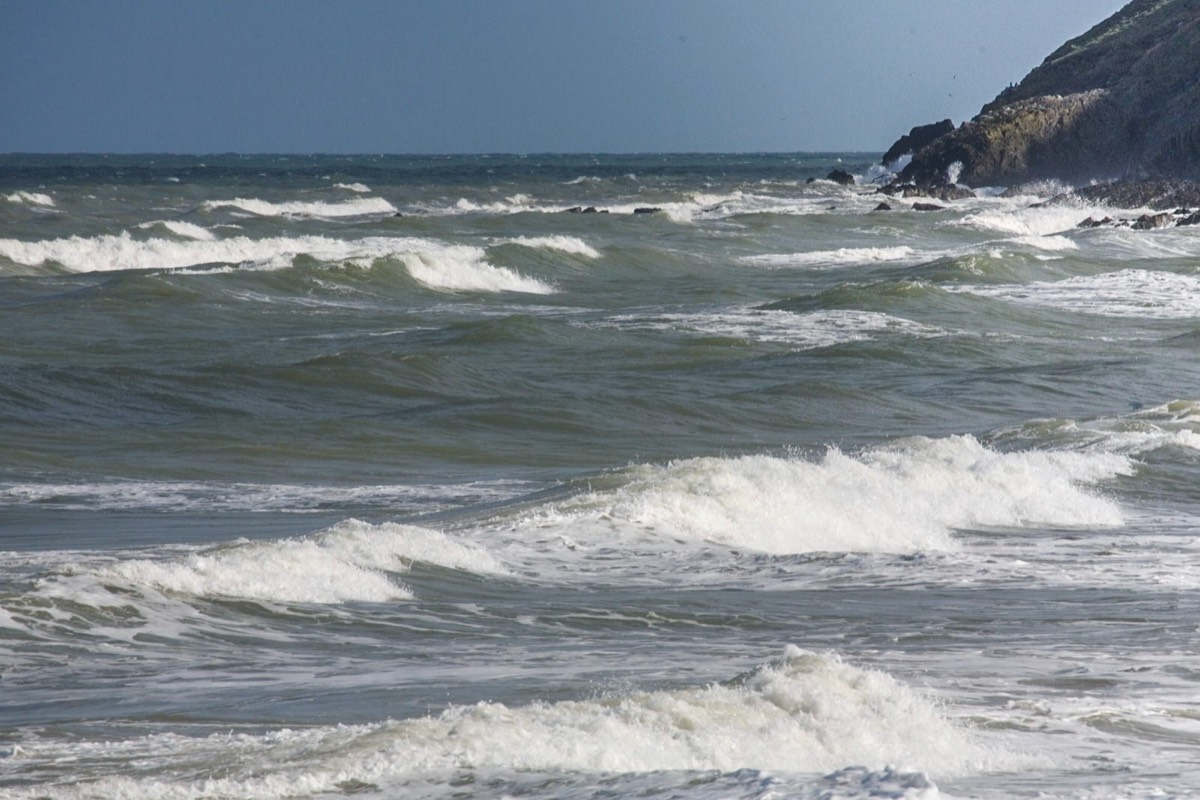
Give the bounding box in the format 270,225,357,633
1053,180,1200,210
825,169,856,186
873,202,892,211
911,202,945,212
878,182,975,202
633,207,662,214
1132,212,1175,230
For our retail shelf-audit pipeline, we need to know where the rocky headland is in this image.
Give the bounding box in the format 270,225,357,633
880,0,1200,208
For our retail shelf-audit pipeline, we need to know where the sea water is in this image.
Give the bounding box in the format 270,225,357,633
2,153,1199,799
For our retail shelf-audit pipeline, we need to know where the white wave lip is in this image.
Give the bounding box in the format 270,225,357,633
4,190,56,207
400,243,554,293
201,195,397,217
0,232,554,292
93,520,509,604
3,648,1016,798
496,235,601,258
743,245,918,268
135,219,216,240
954,269,1200,318
554,435,1129,555
594,307,946,350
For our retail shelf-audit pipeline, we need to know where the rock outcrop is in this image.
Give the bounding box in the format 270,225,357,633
881,120,954,168
1048,179,1200,209
885,0,1200,186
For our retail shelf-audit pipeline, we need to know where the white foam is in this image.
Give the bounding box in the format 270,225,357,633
495,235,601,258
951,203,1100,237
202,196,397,217
953,269,1200,319
1008,234,1078,252
540,436,1128,556
0,479,524,513
993,400,1200,458
0,232,553,291
91,520,507,604
135,220,216,240
399,244,554,293
333,182,371,193
590,307,946,349
4,190,55,207
3,648,1015,798
742,246,917,268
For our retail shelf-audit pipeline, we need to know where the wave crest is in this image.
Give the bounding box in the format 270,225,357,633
551,435,1128,555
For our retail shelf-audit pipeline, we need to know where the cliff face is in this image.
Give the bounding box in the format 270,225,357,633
890,0,1200,186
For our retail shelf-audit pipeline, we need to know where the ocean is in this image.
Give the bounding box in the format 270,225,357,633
1,152,1199,799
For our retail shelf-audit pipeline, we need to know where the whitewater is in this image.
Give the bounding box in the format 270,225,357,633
2,153,1200,799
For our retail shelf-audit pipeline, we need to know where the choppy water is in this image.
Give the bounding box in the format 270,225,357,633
2,153,1200,799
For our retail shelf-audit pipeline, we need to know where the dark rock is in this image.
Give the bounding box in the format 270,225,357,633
873,202,892,211
886,0,1200,185
825,169,856,185
633,207,662,214
806,177,817,184
900,90,1123,186
911,202,946,212
1132,212,1175,230
878,182,975,202
1046,180,1200,210
1078,216,1114,228
565,206,583,213
881,119,955,167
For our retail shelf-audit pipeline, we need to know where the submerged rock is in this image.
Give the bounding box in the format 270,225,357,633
1075,204,1200,229
825,169,856,185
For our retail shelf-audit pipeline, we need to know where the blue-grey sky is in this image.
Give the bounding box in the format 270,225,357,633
2,0,1127,154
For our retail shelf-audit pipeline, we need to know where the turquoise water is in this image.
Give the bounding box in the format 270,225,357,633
2,153,1200,798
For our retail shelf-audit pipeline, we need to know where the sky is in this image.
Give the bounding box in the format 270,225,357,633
1,0,1129,154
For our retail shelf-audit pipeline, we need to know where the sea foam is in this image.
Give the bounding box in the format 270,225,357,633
495,235,601,258
135,219,216,240
92,520,509,604
590,307,946,349
201,196,397,217
742,246,918,268
3,191,56,207
0,232,554,292
544,435,1129,556
953,269,1200,319
3,648,1015,799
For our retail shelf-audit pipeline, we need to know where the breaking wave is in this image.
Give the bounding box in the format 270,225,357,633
3,647,1018,799
0,232,554,292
